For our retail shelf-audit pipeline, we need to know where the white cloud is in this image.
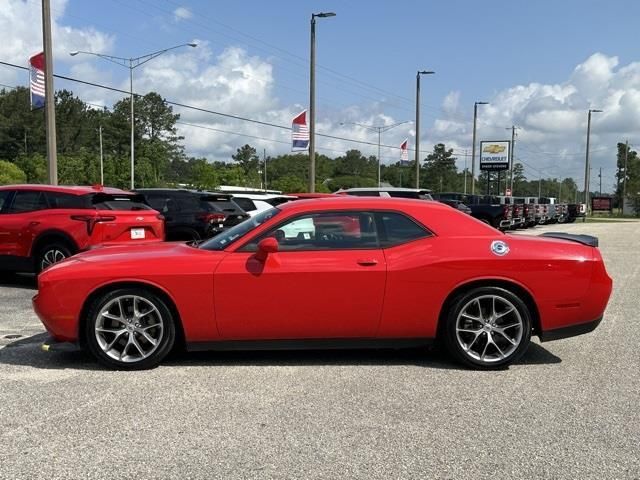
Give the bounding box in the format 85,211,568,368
173,6,192,22
430,53,640,188
0,0,114,86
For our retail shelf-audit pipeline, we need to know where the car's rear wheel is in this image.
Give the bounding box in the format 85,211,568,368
443,287,531,369
85,288,175,370
37,243,73,273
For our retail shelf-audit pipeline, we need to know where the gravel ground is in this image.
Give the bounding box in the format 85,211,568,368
0,221,638,480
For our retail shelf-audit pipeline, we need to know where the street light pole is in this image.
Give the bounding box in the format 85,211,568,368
70,42,197,189
309,12,336,193
415,70,435,188
583,108,602,220
471,101,489,195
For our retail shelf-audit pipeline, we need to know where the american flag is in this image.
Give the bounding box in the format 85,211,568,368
291,110,309,151
29,52,45,110
400,139,409,164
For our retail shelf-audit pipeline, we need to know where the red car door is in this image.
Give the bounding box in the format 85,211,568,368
0,190,47,257
213,211,387,340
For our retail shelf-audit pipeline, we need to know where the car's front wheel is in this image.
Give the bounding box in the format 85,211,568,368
443,287,531,369
85,288,176,370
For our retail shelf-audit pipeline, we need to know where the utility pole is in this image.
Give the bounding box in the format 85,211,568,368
42,0,57,185
263,148,267,190
538,177,542,198
622,139,629,215
463,149,468,194
471,101,489,195
99,125,104,185
414,70,435,188
583,108,602,220
598,167,602,196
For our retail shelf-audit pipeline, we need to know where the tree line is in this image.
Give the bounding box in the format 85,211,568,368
0,86,636,207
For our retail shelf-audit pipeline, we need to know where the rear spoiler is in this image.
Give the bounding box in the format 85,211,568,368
540,232,598,247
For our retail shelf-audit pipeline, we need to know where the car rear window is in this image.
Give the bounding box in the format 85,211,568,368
89,193,152,211
387,191,421,199
202,195,246,215
232,197,257,212
378,212,430,247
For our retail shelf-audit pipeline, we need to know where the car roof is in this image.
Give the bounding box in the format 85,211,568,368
0,184,133,196
276,195,446,213
336,187,432,193
288,193,337,198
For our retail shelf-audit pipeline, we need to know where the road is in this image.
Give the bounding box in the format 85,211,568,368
1,221,638,479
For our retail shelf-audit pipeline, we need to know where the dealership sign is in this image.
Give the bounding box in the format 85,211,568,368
480,141,510,171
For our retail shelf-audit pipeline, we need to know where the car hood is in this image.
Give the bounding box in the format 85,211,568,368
72,241,211,263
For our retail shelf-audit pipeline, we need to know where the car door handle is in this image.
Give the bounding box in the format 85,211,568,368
357,259,378,266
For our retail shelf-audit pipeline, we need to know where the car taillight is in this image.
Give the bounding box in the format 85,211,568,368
503,205,511,218
71,214,116,235
198,213,225,224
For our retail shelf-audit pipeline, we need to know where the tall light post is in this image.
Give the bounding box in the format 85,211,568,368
470,101,489,195
309,12,336,193
583,108,602,219
341,121,411,186
70,43,197,189
415,70,435,188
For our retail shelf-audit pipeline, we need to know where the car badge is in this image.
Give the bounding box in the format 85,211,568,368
136,217,144,221
491,240,509,256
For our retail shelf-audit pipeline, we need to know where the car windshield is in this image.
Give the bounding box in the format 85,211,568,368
199,207,281,251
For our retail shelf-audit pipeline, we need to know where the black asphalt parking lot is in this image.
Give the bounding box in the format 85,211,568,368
1,221,638,479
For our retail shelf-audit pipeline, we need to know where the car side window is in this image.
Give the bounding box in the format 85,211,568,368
377,212,430,247
7,190,47,213
45,192,86,209
0,190,12,213
240,211,379,252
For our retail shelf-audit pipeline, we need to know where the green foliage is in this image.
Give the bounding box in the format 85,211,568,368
271,175,307,193
0,160,27,184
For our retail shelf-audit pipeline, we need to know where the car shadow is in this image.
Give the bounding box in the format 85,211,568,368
0,333,561,371
0,272,37,290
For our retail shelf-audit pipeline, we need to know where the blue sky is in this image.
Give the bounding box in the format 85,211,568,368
2,0,640,191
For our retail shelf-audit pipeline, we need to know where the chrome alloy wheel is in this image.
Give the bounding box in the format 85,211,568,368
40,249,67,270
455,294,524,363
95,295,164,363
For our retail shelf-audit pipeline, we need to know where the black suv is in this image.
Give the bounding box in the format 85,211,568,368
135,189,249,241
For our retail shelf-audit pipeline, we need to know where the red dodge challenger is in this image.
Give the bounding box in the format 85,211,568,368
33,197,612,370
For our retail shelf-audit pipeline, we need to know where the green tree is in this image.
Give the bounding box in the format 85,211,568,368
423,143,458,192
0,160,27,184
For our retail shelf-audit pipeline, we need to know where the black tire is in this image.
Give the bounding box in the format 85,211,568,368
442,286,532,369
84,287,176,370
36,242,73,273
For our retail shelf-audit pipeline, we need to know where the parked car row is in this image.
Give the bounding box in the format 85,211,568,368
433,192,586,230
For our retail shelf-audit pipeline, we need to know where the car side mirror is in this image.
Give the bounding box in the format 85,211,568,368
255,237,278,262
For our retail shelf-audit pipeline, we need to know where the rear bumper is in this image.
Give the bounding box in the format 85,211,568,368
539,316,602,342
